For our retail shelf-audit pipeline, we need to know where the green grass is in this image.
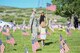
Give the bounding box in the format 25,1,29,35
0,29,80,53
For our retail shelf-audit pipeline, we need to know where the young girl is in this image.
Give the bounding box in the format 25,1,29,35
39,22,47,47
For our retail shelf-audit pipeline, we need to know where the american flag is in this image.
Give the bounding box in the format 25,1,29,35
60,45,65,53
6,40,11,44
46,3,56,11
6,37,15,46
64,40,70,53
32,40,40,52
22,30,29,36
0,27,2,32
25,48,28,53
13,26,17,32
2,32,10,36
66,28,71,36
10,38,15,46
0,40,2,45
60,35,63,41
0,40,5,53
60,35,70,53
2,29,10,36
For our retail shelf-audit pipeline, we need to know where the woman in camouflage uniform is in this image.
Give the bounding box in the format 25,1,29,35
31,15,40,53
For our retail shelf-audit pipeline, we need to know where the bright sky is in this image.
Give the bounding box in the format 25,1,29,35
0,0,52,8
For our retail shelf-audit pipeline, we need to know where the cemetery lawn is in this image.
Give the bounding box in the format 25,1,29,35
0,29,80,53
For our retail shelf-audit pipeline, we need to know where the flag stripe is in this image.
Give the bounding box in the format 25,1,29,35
32,41,40,51
46,3,56,11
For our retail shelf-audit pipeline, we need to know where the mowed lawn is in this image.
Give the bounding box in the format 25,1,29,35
0,29,80,53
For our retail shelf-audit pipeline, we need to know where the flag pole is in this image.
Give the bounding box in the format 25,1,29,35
22,31,28,53
46,8,48,27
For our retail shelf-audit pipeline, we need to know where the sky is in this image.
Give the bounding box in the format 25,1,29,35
0,0,52,8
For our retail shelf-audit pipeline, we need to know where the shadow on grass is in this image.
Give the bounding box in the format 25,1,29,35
37,49,42,51
45,42,53,46
38,39,49,42
38,40,41,42
13,49,17,51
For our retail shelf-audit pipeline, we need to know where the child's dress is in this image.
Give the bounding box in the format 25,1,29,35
39,27,46,40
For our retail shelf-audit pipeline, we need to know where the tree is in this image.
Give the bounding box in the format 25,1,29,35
52,0,80,18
